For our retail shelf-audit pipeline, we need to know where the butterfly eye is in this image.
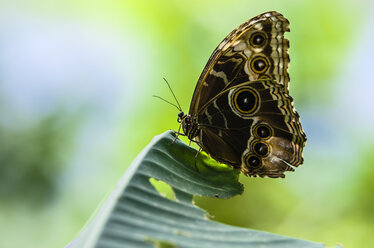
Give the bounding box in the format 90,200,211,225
178,111,184,118
246,155,262,168
253,142,270,157
251,57,269,74
255,124,272,139
250,32,267,47
232,88,259,114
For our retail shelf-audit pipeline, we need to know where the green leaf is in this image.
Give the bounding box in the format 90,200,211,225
67,131,324,248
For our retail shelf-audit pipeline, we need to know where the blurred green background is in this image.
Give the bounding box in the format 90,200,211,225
1,0,373,247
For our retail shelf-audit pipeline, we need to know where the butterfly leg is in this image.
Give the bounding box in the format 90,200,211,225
189,139,201,146
193,147,202,172
188,138,202,147
172,123,186,144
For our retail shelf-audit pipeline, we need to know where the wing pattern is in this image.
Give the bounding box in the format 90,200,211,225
184,11,306,178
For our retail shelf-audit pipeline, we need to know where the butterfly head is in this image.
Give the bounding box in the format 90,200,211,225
177,111,184,120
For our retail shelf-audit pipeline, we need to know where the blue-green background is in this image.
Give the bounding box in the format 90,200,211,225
1,1,373,247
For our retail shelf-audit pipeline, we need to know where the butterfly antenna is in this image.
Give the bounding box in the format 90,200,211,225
163,77,182,111
152,95,181,111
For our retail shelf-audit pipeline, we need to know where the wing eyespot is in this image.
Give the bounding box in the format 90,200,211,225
249,32,267,48
232,88,259,114
251,56,269,74
245,154,262,169
258,74,272,80
253,141,270,157
254,124,272,139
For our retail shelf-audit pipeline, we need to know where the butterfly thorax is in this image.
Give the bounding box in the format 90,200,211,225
178,111,199,141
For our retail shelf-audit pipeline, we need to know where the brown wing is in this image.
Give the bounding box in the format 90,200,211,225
196,79,306,178
189,11,290,115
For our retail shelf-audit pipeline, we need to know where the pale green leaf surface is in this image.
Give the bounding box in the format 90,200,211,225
67,131,324,248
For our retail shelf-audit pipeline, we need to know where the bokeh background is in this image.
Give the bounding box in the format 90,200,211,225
1,0,374,247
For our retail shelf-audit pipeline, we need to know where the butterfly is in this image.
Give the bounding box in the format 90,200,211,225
176,11,306,178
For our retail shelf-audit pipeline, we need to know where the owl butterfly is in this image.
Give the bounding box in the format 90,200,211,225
177,11,306,178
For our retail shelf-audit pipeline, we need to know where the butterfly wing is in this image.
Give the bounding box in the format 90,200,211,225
187,11,306,177
196,78,306,178
189,11,290,115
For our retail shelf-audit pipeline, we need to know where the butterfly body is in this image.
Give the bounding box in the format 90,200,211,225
179,11,306,178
